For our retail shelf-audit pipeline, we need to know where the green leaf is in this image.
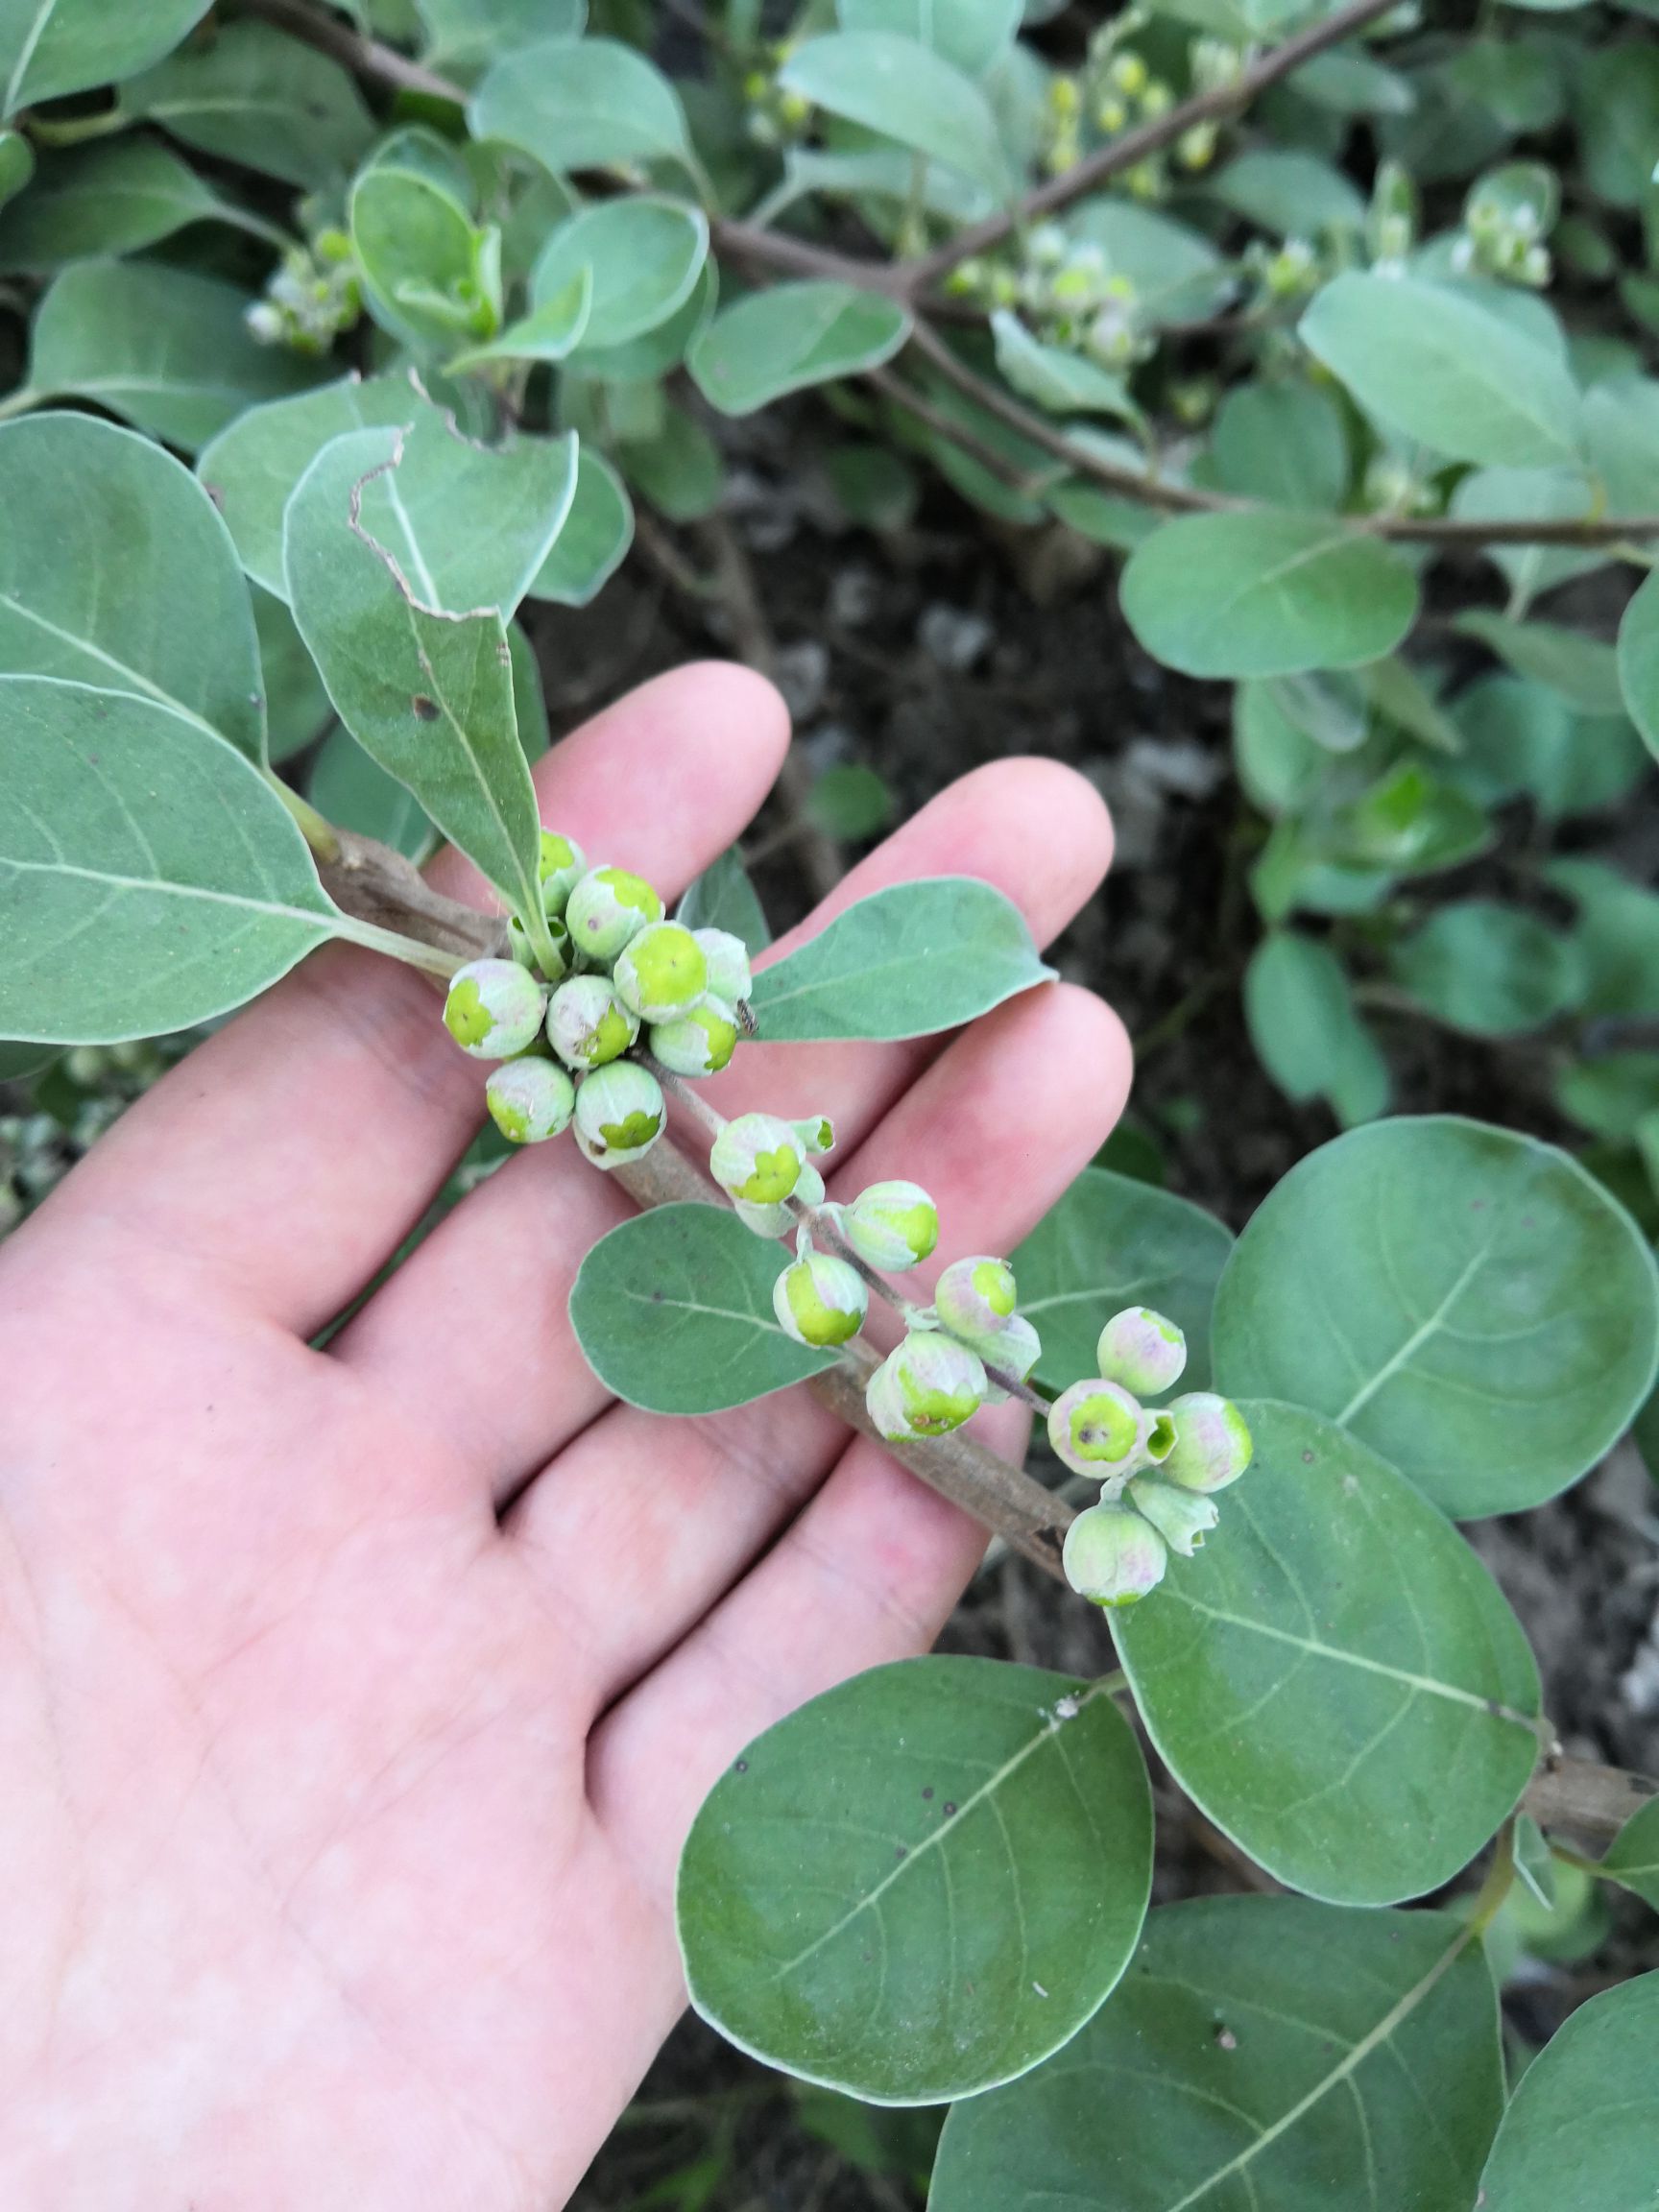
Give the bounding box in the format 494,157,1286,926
1245,929,1390,1124
569,1201,835,1412
1120,512,1419,680
1292,45,1416,114
929,1897,1503,2212
623,402,724,523
1300,273,1582,467
1477,1974,1659,2207
677,847,770,950
1390,901,1584,1037
309,725,434,861
1575,44,1659,207
526,445,633,607
533,195,707,353
1599,1795,1659,1911
0,1038,57,1080
1456,609,1623,714
350,132,493,353
747,877,1053,1043
0,411,266,763
27,258,321,451
1549,857,1659,1017
197,372,420,601
254,587,332,766
284,425,551,924
1619,567,1659,759
1451,673,1647,818
1210,1118,1659,1517
1556,1052,1659,1142
806,762,893,841
1448,465,1605,608
1584,375,1659,511
688,280,910,418
447,272,590,370
836,0,1020,76
778,32,1009,195
0,124,31,208
678,1657,1152,2103
1210,379,1349,509
0,676,340,1043
417,0,586,69
0,0,211,115
0,137,228,271
564,258,716,385
1117,1400,1542,1902
1013,1166,1232,1395
989,310,1138,421
118,20,375,189
1210,147,1366,234
469,36,691,176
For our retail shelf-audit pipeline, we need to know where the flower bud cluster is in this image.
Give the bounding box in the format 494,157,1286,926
440,834,755,1171
862,1241,1039,1443
950,228,1154,374
1454,161,1555,290
739,40,813,151
246,232,363,356
1054,1307,1253,1608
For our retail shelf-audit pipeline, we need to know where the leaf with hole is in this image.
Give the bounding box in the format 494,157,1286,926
688,281,910,417
0,676,346,1043
748,878,1052,1043
0,411,266,764
1013,1166,1232,1396
678,1657,1152,2103
929,1896,1503,2212
1120,512,1419,680
569,1201,836,1412
1211,1118,1659,1516
1116,1400,1542,1901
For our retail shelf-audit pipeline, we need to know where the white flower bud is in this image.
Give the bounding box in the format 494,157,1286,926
1063,1502,1167,1608
613,922,709,1022
565,865,663,967
865,1332,988,1441
1095,1307,1187,1397
546,975,638,1070
1162,1392,1254,1493
647,998,738,1077
572,1063,664,1168
841,1181,939,1270
443,958,547,1059
709,1113,806,1206
773,1251,868,1347
693,927,753,1006
1047,1378,1146,1483
934,1255,1018,1348
485,1057,575,1143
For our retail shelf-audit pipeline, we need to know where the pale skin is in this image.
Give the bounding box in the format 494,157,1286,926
0,663,1128,2211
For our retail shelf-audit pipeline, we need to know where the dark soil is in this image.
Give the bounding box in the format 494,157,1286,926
525,424,1659,2208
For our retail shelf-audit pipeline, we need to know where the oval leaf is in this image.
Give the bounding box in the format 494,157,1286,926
569,1201,836,1412
1300,272,1582,467
1390,900,1584,1037
0,676,337,1043
0,138,225,271
534,194,707,352
779,31,1008,195
1116,1401,1542,1903
469,36,690,175
527,445,633,607
688,280,910,418
1477,1974,1659,2209
1120,511,1419,680
1013,1166,1233,1395
0,411,266,764
1599,1794,1659,1911
1210,1118,1659,1517
1,0,211,115
678,1657,1152,2103
930,1897,1503,2212
117,19,374,189
748,877,1053,1043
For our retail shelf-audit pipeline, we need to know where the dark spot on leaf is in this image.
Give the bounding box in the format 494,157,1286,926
943,1802,957,1816
921,1787,934,1800
895,1844,906,1859
1302,1451,1314,1463
733,1759,748,1773
412,693,440,721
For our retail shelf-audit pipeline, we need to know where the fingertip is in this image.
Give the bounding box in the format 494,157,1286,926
993,755,1116,884
1048,980,1135,1143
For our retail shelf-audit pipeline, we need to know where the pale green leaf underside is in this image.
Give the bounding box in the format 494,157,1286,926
527,446,633,607
1599,1794,1659,1911
1477,1973,1659,2209
678,1657,1153,2104
533,194,707,352
469,36,690,174
0,410,266,765
779,31,1009,195
748,877,1053,1042
569,1202,836,1413
117,18,375,190
0,0,211,115
1120,511,1419,680
1115,1402,1542,1905
688,280,911,417
929,1896,1503,2212
1012,1166,1233,1394
0,676,338,1043
1210,1116,1659,1517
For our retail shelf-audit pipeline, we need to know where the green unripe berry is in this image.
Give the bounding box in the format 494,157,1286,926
1046,1378,1144,1481
1063,1501,1166,1608
694,927,753,1007
508,908,571,980
485,1057,575,1144
773,1250,868,1347
934,1256,1018,1347
841,1181,939,1271
710,1113,806,1206
565,866,663,966
1095,1307,1187,1398
443,958,547,1059
1162,1392,1253,1494
866,1331,988,1441
573,1063,664,1168
537,830,587,918
546,975,638,1070
613,922,709,1022
1127,1478,1217,1558
648,998,738,1077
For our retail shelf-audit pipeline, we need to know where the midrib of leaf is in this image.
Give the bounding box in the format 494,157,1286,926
770,1679,1112,1979
1158,1921,1476,2212
2,850,331,929
1400,322,1573,457
1334,1238,1495,1425
403,609,541,927
1198,530,1358,643
3,0,58,115
0,593,228,742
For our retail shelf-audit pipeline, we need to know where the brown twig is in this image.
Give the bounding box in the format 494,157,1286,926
239,0,459,100
865,364,1053,501
900,0,1404,289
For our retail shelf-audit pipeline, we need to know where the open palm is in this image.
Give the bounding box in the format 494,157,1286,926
0,664,1126,2212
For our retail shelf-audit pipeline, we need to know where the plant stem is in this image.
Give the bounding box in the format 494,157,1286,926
267,771,344,863
239,0,460,99
331,913,467,976
1466,1818,1517,1937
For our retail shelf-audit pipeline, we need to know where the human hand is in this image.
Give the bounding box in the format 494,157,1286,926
0,663,1126,2212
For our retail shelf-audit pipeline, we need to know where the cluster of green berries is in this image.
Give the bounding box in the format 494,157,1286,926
950,225,1153,373
1041,31,1237,189
1454,162,1555,291
1243,234,1324,307
739,43,813,151
246,230,363,356
441,832,754,1167
1052,1310,1252,1608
